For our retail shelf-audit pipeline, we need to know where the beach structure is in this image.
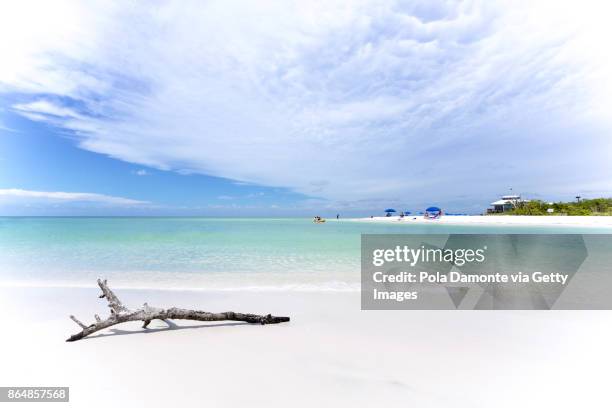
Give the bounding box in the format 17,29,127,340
487,194,529,214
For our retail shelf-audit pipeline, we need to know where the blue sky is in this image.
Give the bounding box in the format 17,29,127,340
0,111,310,215
1,0,611,216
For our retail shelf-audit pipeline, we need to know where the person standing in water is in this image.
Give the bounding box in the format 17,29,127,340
336,214,340,220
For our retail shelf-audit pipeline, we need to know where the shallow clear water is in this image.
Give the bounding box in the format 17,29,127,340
1,217,610,290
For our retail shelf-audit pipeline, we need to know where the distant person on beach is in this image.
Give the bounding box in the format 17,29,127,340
336,214,339,220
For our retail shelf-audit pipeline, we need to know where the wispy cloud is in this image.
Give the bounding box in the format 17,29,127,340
2,0,612,205
133,169,149,176
246,192,265,198
0,111,18,133
0,188,147,206
0,122,18,133
13,100,82,119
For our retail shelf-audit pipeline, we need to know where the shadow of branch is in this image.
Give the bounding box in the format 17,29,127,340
82,321,250,340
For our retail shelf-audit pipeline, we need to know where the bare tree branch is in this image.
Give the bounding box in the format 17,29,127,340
69,315,87,329
66,279,290,342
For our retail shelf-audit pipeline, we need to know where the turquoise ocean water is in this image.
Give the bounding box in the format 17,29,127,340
1,217,611,290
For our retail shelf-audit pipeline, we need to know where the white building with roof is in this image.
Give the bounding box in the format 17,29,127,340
487,194,530,213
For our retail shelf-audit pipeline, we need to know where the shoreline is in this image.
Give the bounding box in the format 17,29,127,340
351,215,612,227
0,280,362,292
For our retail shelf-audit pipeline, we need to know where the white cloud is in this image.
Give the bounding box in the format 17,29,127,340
133,169,149,176
13,100,82,119
0,122,17,133
2,0,612,204
246,192,265,198
0,188,147,206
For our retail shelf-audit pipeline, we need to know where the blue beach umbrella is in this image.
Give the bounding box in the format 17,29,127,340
424,206,443,219
384,208,396,217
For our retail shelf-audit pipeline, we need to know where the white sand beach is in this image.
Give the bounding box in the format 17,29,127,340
355,215,612,227
1,286,611,407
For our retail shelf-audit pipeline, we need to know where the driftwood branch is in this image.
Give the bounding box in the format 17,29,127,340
66,279,290,342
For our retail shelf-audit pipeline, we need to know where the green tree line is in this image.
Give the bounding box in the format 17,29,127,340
506,198,612,216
